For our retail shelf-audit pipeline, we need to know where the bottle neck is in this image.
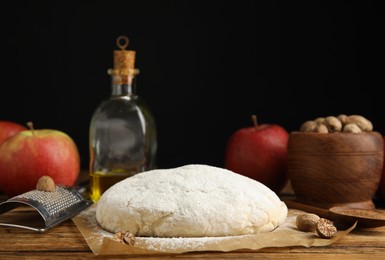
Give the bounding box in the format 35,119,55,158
111,75,136,96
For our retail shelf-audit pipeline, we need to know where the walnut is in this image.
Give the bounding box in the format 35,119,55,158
343,123,362,133
314,117,325,124
337,114,348,126
300,120,318,132
345,115,373,132
323,116,342,132
314,124,329,133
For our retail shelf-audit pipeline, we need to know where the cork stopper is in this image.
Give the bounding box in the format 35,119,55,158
108,36,139,84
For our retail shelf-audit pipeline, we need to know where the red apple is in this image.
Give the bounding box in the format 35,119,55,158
225,115,289,194
0,120,27,144
0,122,80,197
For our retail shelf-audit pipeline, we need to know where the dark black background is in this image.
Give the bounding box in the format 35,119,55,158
1,1,384,170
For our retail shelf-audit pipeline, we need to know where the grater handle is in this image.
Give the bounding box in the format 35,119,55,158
74,180,90,198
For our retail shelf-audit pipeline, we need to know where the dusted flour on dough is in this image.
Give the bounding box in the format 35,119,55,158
96,164,288,237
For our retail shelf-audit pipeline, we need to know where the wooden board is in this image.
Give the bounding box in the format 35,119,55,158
1,196,385,259
1,173,385,259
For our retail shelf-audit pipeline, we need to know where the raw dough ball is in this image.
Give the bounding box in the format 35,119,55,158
96,164,288,237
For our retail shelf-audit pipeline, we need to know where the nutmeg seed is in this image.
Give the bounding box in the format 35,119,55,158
36,175,56,192
296,213,321,232
316,218,337,238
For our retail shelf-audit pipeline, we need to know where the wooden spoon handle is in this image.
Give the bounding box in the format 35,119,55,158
283,199,332,219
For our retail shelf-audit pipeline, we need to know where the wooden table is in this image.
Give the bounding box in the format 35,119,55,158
1,175,385,259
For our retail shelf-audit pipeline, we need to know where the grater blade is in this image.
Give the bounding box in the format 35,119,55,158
0,186,92,232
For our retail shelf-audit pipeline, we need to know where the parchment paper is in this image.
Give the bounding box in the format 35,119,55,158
72,204,356,255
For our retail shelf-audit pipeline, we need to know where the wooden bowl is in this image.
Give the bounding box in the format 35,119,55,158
287,131,384,209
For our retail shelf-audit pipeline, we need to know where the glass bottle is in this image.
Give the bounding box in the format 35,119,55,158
89,36,157,202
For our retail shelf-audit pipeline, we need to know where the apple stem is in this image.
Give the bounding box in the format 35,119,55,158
27,121,35,136
251,115,258,130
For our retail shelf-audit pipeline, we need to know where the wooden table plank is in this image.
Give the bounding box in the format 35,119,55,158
1,207,385,259
1,176,385,259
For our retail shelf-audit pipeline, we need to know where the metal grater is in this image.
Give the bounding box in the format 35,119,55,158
0,186,92,232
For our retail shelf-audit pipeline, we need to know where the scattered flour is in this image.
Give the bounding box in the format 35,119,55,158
77,205,261,253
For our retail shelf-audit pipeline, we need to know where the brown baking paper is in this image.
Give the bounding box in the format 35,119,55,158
72,204,356,256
